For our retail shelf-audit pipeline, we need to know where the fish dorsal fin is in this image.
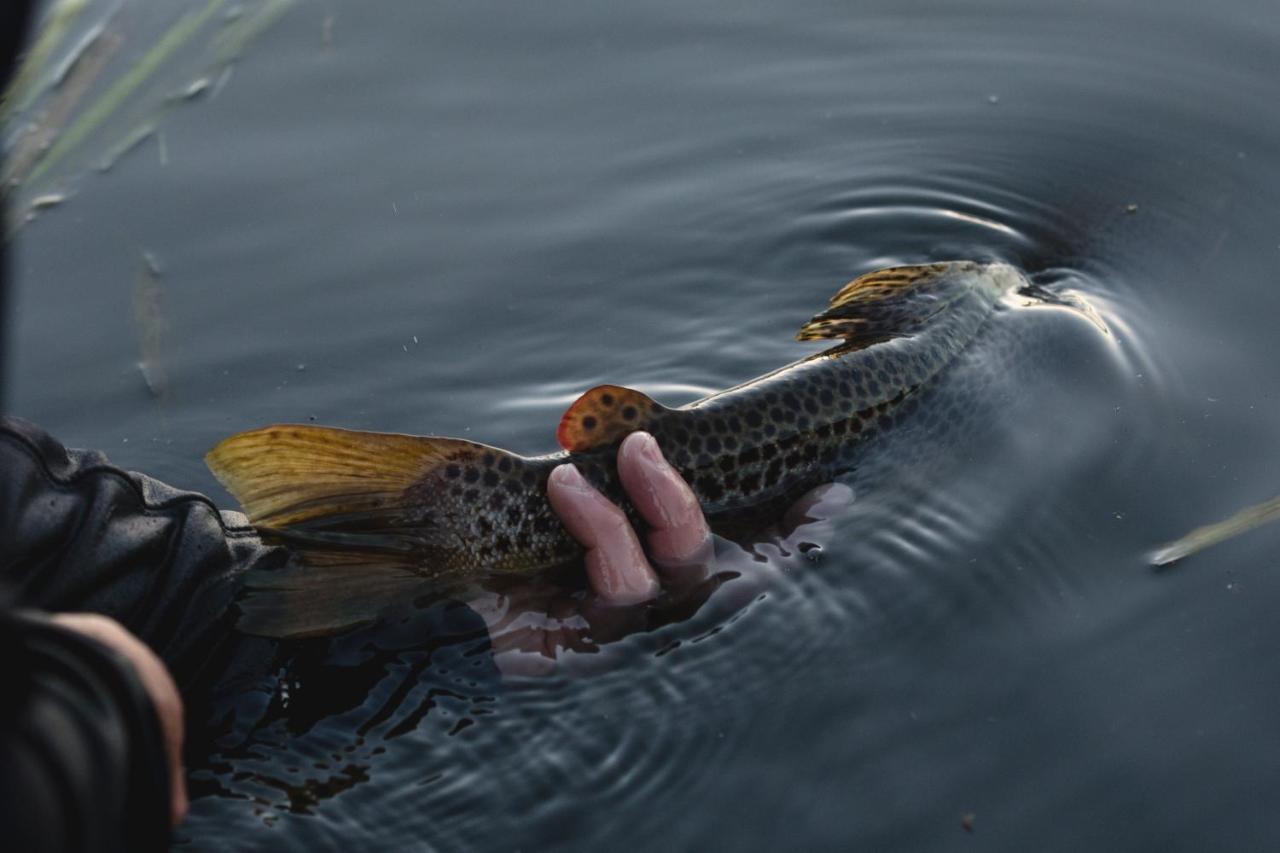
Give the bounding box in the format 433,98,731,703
796,261,974,343
557,384,671,451
206,424,504,530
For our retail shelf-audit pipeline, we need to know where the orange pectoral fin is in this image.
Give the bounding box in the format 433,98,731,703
556,384,671,451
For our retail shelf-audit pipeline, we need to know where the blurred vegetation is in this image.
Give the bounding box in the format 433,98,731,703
1,0,296,235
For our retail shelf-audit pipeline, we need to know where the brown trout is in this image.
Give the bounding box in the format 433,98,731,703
207,261,1026,583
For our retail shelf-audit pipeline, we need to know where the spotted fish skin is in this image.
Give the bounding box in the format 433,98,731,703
416,261,1023,575
207,261,1025,581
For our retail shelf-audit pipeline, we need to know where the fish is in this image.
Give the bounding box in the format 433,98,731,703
207,261,1027,590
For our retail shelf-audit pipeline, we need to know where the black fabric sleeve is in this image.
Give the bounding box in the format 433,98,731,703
0,415,287,689
0,610,171,852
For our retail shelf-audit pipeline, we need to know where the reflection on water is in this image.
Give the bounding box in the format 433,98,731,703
9,0,1280,849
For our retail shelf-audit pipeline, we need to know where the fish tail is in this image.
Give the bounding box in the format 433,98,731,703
205,423,496,554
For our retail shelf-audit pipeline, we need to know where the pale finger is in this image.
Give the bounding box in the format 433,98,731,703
782,482,855,542
546,463,661,604
616,431,713,576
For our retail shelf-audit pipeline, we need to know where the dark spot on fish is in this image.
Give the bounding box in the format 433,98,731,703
521,470,537,486
464,489,478,501
795,416,810,431
535,515,557,533
718,456,734,473
582,416,597,431
706,436,722,453
763,423,777,438
494,534,511,552
600,392,614,406
483,470,500,487
723,472,738,490
621,405,637,421
696,420,711,436
463,468,479,484
784,452,801,468
445,464,461,479
770,407,785,422
745,410,763,428
764,459,783,486
867,380,882,397
673,427,690,442
483,452,496,467
478,517,493,534
739,447,760,465
505,506,523,525
740,473,760,493
760,444,778,461
699,478,725,503
723,436,738,451
498,456,513,473
488,492,506,510
451,486,463,497
688,436,703,453
728,416,742,431
804,397,819,415
782,392,800,410
839,382,852,398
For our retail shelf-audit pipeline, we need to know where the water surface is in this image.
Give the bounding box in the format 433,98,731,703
9,0,1280,849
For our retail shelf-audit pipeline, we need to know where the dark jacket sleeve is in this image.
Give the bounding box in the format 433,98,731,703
0,415,286,686
0,610,170,853
0,417,289,849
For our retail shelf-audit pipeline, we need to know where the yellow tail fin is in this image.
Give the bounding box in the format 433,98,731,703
206,424,470,529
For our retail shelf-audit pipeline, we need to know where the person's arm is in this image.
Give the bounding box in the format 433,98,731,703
0,415,285,683
0,416,287,841
0,609,175,851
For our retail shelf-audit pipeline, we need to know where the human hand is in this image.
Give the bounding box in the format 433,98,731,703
469,431,853,674
51,613,188,827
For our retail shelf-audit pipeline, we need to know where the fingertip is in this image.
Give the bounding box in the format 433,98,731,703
548,461,585,490
783,481,855,532
619,430,653,454
810,482,855,506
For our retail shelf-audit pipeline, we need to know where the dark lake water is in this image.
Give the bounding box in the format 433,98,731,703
8,0,1280,849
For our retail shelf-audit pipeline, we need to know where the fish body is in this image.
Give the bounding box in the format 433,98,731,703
207,261,1025,583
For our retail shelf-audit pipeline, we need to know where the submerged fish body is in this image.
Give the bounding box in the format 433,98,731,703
207,261,1026,583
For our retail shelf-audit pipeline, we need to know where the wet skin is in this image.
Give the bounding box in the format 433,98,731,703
471,431,851,674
